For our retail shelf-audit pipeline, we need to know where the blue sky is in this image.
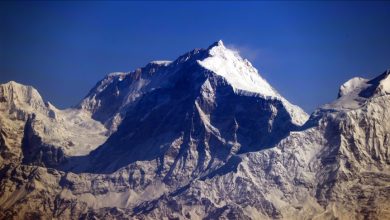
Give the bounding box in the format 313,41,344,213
1,1,389,112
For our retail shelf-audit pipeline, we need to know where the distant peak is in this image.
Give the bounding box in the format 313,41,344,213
0,80,45,110
207,40,225,49
324,69,390,110
3,80,22,86
1,81,35,91
216,39,224,46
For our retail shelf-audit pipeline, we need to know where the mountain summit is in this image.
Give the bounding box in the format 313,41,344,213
0,42,389,219
79,41,307,133
200,40,279,97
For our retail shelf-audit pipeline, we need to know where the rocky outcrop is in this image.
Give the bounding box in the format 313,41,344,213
21,114,66,167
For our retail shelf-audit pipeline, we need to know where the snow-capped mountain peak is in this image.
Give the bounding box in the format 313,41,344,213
199,41,279,98
207,39,225,48
197,41,308,125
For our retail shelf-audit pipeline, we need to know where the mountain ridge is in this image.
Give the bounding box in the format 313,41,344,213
0,41,389,219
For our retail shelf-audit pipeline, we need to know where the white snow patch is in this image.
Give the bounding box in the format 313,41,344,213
150,60,172,66
380,73,390,93
108,72,126,77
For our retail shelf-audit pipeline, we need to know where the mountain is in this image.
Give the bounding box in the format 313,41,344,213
79,40,307,131
0,41,389,220
73,40,308,175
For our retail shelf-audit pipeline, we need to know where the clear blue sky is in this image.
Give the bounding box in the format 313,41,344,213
1,1,389,112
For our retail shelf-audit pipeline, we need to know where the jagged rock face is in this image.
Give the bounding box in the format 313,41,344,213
79,61,173,127
0,81,47,117
0,82,47,164
21,114,67,167
87,73,298,176
0,41,389,220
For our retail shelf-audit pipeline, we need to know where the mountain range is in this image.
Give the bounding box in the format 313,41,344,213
0,41,389,219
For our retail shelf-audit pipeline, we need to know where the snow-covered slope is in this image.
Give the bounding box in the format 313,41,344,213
0,42,388,220
0,81,108,167
198,40,278,98
199,41,308,125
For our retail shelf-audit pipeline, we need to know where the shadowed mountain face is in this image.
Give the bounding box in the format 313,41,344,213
85,65,299,174
1,41,388,220
61,41,304,175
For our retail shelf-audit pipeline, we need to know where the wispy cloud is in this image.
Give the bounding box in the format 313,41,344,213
225,44,262,62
